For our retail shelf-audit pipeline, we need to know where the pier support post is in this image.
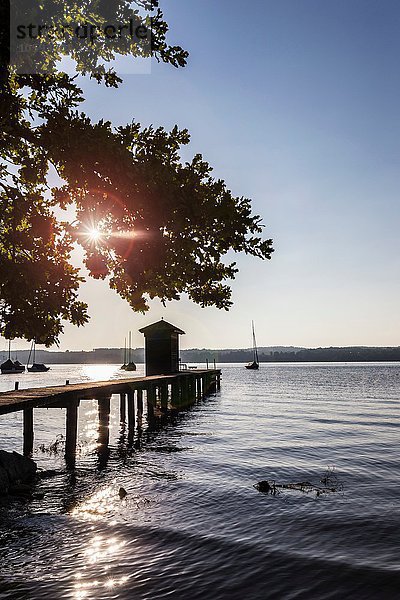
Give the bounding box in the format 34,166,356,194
148,385,156,404
120,393,126,423
190,376,197,403
209,373,214,393
23,407,34,456
147,402,155,421
136,388,143,429
196,376,202,400
147,386,156,420
137,389,143,415
65,399,80,466
127,391,135,439
98,396,111,456
201,374,206,396
208,373,217,393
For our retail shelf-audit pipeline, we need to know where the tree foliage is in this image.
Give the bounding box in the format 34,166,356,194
0,1,273,346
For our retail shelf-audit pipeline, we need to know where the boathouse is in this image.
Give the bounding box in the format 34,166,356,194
139,319,185,376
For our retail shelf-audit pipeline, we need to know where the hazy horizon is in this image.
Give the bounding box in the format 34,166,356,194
2,342,399,355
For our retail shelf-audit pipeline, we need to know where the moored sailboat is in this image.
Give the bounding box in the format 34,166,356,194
1,359,26,374
121,332,136,371
1,341,26,374
125,331,136,371
27,340,50,372
245,321,259,370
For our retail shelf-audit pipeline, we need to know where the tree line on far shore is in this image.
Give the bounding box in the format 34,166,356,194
3,346,399,365
183,346,400,363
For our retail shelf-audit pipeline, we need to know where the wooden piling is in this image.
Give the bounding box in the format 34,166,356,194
147,386,156,420
137,388,143,416
127,391,135,431
23,407,34,456
147,385,156,404
120,393,126,422
196,376,202,400
217,373,221,391
191,377,197,402
201,374,206,394
147,402,155,421
65,400,79,464
208,373,217,393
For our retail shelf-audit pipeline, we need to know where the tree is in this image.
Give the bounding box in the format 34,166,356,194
0,1,273,346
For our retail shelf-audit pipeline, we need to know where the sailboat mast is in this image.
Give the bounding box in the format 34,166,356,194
27,340,34,367
252,321,259,363
8,339,10,360
128,331,131,363
124,337,127,364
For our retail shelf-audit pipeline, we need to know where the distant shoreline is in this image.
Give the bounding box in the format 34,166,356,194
2,346,399,365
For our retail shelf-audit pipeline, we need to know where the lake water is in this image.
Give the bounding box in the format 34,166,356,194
0,363,399,599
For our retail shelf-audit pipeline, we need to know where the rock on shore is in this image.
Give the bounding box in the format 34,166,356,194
0,450,37,496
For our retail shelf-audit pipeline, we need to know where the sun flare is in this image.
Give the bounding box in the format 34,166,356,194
88,227,102,242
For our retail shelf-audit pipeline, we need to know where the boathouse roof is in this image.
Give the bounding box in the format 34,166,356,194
138,319,185,335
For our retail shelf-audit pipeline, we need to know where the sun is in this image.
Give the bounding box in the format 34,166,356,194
88,227,102,242
80,224,105,245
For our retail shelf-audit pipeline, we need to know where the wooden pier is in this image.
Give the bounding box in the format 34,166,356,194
0,370,221,465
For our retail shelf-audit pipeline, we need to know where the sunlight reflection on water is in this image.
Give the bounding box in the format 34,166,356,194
82,364,121,382
72,534,129,600
71,484,126,522
78,402,100,457
72,534,129,599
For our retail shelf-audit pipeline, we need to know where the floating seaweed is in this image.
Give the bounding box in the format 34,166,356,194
255,467,344,498
38,434,65,455
37,436,98,456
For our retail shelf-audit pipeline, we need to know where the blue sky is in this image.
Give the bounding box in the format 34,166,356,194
11,0,400,351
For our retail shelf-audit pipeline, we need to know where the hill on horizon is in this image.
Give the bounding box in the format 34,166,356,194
1,345,399,364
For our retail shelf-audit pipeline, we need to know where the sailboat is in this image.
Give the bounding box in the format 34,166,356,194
1,340,26,374
27,340,50,372
245,321,259,370
124,331,136,371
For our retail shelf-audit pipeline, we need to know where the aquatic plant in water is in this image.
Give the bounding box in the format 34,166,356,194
255,466,344,498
